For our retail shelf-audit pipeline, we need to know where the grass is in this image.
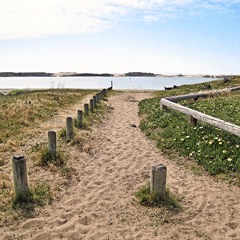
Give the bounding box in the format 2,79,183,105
39,147,65,167
135,185,181,210
139,77,240,183
134,185,181,224
0,89,95,150
0,88,112,224
11,182,53,219
0,89,96,223
184,94,240,126
74,101,111,130
1,181,53,223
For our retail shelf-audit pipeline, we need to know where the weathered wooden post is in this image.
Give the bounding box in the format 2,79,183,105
77,110,83,127
150,164,167,200
190,115,197,126
93,95,97,108
48,130,56,159
84,103,89,116
101,91,104,100
12,155,30,202
66,117,74,139
160,102,167,111
102,89,105,97
90,99,94,112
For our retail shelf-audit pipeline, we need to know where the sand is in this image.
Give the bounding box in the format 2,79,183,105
1,91,240,239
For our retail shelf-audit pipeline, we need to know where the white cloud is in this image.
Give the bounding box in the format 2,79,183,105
0,0,239,40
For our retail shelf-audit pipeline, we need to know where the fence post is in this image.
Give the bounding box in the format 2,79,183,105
111,81,113,89
98,93,101,101
190,115,197,126
101,89,105,97
48,130,56,159
93,95,97,108
150,164,167,200
77,110,83,127
90,99,94,112
66,117,74,139
160,102,167,111
84,103,89,116
12,155,29,202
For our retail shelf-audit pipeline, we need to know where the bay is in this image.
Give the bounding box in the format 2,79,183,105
0,76,218,90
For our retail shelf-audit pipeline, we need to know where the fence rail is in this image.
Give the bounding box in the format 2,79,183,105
160,86,240,137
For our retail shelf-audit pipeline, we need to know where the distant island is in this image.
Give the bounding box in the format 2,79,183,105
124,72,156,77
0,72,114,77
61,73,114,77
0,72,53,77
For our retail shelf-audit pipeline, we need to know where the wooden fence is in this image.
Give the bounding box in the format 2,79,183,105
160,86,240,137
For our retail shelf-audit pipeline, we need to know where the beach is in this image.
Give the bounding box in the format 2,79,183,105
1,91,240,239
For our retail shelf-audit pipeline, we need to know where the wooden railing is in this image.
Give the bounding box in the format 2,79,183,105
160,86,240,137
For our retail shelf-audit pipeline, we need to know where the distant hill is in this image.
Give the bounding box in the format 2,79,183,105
124,72,156,77
62,73,114,77
0,72,53,77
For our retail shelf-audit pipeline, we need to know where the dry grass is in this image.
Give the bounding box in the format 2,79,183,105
0,89,96,223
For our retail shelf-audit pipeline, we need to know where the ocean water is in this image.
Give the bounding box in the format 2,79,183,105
0,76,218,90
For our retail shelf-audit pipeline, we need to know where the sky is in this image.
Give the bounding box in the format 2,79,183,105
0,0,240,75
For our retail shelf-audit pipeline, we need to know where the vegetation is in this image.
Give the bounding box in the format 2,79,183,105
64,73,114,77
135,185,181,210
0,88,112,223
139,77,240,184
1,181,53,222
134,185,181,224
0,89,94,148
0,72,53,77
124,72,156,77
0,89,97,223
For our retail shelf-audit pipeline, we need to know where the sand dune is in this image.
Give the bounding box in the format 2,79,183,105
1,91,240,239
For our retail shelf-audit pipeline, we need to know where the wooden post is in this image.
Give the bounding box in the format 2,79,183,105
160,102,167,111
90,99,94,112
190,115,197,126
66,117,73,139
12,155,29,201
111,81,113,89
77,110,83,127
102,89,107,96
150,164,167,200
48,130,56,159
84,103,89,116
98,92,102,101
93,95,97,108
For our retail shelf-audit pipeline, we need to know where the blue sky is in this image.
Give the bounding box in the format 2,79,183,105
0,0,240,75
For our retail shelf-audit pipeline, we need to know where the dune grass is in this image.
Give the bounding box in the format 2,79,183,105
0,89,97,223
139,77,240,184
0,88,112,223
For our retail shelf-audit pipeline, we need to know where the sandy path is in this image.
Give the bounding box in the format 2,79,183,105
1,92,240,239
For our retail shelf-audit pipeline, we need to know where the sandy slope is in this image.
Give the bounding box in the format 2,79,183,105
1,91,240,240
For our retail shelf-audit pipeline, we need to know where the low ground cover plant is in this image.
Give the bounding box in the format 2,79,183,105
139,77,240,182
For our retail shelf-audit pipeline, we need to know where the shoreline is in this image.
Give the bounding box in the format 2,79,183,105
0,89,13,95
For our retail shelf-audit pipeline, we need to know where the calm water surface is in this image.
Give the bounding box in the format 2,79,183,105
0,76,218,90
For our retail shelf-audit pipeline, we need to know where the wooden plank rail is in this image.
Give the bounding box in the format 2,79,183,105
160,86,240,137
165,86,240,102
